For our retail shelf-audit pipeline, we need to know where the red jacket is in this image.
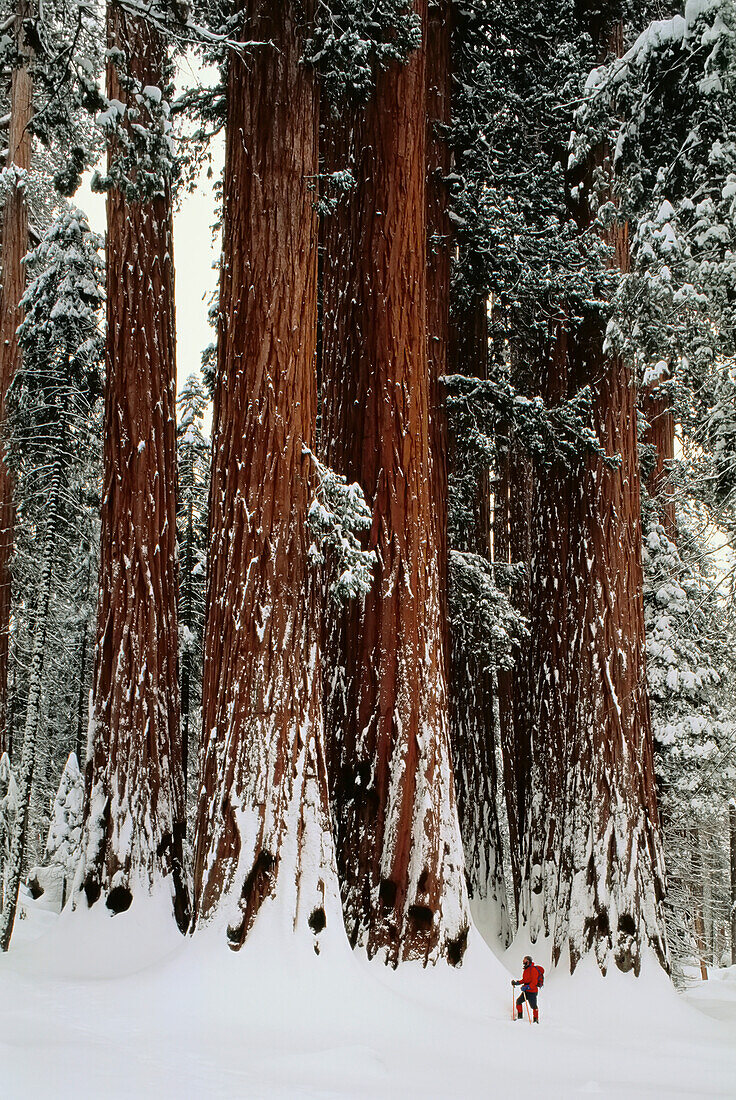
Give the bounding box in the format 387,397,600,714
520,964,539,993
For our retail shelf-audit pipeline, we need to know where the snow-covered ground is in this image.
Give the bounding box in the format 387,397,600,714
2,892,736,1099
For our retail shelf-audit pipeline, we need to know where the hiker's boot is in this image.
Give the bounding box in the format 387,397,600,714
516,1011,523,1020
533,1011,539,1024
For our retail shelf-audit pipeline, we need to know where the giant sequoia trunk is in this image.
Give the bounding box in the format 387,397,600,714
192,1,336,947
79,4,188,928
447,296,511,941
0,2,33,757
520,25,667,966
321,0,469,966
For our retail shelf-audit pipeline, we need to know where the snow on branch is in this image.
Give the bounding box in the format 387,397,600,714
92,76,176,201
448,551,528,672
303,447,375,604
113,0,272,58
303,0,421,105
0,753,18,890
443,373,615,471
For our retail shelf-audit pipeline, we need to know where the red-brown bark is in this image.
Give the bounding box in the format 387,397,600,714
520,15,667,974
522,236,666,960
193,1,335,946
524,313,667,972
80,3,187,928
321,1,468,966
0,2,33,757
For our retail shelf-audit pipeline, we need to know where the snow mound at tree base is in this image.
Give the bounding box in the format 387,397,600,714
1,895,735,1098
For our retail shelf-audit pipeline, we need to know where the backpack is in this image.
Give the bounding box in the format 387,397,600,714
535,964,545,988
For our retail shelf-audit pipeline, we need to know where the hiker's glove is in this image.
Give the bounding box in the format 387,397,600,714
511,980,518,986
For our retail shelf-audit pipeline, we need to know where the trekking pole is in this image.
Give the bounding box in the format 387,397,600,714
524,995,533,1025
511,985,516,1021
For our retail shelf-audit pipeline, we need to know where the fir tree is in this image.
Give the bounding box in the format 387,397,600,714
0,205,103,949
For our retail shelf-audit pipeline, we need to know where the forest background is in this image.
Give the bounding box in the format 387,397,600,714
0,0,734,1006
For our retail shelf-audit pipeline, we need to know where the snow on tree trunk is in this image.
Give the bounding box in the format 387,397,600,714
78,4,188,929
0,751,18,910
518,13,668,975
180,479,194,800
0,1,33,758
192,1,338,949
521,284,667,972
446,296,511,942
691,827,709,980
27,752,84,913
321,0,469,967
0,461,60,950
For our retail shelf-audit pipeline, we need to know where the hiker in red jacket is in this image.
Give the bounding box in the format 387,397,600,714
512,956,542,1022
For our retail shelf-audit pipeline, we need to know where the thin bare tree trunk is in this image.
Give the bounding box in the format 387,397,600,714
321,0,469,966
729,800,736,966
193,0,337,947
691,826,708,979
79,3,188,929
0,2,33,757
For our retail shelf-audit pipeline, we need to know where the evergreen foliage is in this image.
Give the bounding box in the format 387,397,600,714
304,0,421,104
448,551,527,673
7,207,103,867
304,448,375,604
3,0,736,974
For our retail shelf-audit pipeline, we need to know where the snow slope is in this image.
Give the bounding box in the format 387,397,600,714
1,893,735,1099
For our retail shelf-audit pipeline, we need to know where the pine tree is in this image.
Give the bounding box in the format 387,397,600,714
0,751,18,911
583,0,736,973
35,751,84,911
192,0,338,947
78,3,188,929
40,752,83,906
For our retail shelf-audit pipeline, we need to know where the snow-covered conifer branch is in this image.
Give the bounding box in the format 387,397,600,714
303,0,421,105
448,550,528,672
303,447,375,604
